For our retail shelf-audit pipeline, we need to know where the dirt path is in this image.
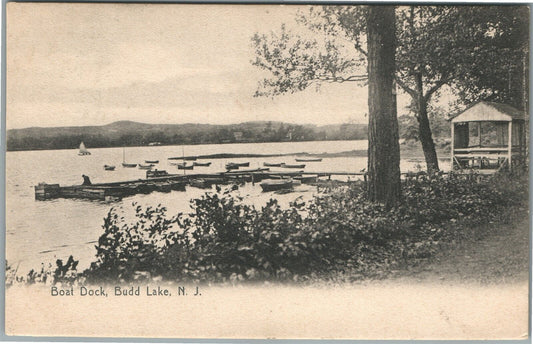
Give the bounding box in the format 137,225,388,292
391,208,530,284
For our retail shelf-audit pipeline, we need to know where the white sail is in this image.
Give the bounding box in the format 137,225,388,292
78,141,91,155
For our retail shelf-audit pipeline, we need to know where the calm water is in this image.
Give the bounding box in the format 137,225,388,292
6,140,448,272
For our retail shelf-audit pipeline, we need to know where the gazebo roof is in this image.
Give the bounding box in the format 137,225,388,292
451,101,525,123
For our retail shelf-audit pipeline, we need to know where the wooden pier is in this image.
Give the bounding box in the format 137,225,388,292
35,168,466,201
34,167,367,201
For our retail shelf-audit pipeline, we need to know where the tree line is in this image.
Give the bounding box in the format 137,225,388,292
6,121,369,151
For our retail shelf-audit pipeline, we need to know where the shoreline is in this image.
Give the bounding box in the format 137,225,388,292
167,144,450,160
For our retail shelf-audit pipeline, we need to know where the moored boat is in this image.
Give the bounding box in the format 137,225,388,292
189,178,212,189
177,164,194,170
225,163,239,170
146,170,170,178
260,179,293,192
294,174,318,184
104,165,116,171
295,157,322,162
145,160,159,164
138,164,154,170
169,180,187,191
226,162,249,170
224,167,270,174
122,147,136,168
280,163,306,169
264,162,282,167
193,161,212,167
154,182,172,193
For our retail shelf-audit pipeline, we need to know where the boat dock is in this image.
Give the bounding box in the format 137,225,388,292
34,168,371,201
34,168,460,201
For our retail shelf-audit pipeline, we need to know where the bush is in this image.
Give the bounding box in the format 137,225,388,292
81,172,527,284
6,256,80,287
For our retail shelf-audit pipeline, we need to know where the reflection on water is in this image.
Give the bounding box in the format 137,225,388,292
6,140,449,272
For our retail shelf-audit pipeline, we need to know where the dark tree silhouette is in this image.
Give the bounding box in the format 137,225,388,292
366,6,401,206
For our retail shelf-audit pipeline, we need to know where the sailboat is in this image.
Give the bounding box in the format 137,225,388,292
122,147,137,168
178,147,193,173
78,142,91,156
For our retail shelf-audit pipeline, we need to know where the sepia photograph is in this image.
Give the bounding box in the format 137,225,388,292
4,2,530,339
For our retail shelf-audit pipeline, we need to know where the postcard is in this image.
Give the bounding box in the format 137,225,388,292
4,2,529,339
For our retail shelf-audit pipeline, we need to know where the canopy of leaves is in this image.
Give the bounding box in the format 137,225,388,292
251,22,366,97
251,5,529,109
450,6,529,109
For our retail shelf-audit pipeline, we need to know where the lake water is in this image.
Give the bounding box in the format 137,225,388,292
5,140,449,272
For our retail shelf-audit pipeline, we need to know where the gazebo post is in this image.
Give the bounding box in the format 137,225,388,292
508,121,513,170
450,122,455,170
477,122,481,147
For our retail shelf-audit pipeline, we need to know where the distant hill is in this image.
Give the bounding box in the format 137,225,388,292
6,121,369,151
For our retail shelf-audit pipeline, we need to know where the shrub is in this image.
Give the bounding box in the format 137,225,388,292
81,172,527,284
6,256,80,286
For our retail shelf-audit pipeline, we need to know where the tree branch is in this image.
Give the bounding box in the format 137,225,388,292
317,74,368,83
354,44,367,57
423,77,451,102
395,76,417,99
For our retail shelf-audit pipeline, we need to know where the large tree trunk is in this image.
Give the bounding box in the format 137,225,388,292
366,6,401,207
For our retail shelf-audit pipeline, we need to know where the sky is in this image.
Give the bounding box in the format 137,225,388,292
6,3,397,129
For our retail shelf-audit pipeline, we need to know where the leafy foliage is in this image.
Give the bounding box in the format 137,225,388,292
6,256,80,286
251,23,366,97
399,106,451,141
450,6,529,109
81,172,526,283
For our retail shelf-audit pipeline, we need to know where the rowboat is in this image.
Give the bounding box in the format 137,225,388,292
170,181,187,191
224,168,269,174
122,163,137,168
225,163,239,170
154,182,172,193
294,174,318,184
235,162,250,167
189,178,212,189
280,163,306,169
193,161,212,167
138,164,154,170
78,142,91,156
145,160,159,164
263,162,282,167
177,164,194,170
189,177,226,189
260,179,293,192
104,165,115,171
295,157,322,162
146,170,170,178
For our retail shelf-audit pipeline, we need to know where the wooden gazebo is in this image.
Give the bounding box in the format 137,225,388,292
450,101,526,173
